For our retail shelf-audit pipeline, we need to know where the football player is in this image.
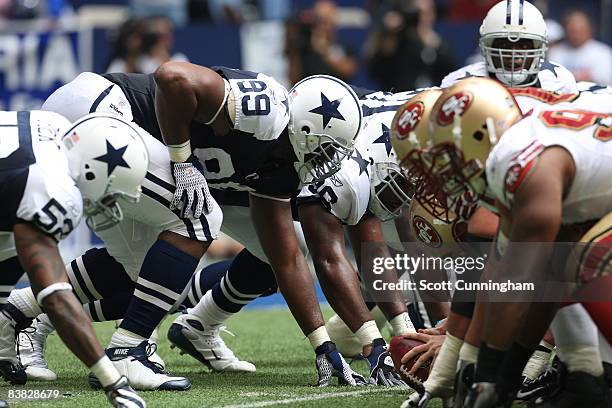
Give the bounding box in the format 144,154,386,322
418,77,611,407
23,64,365,387
0,111,146,407
442,0,577,93
0,71,226,391
396,86,586,407
391,90,490,408
167,87,420,386
295,89,420,386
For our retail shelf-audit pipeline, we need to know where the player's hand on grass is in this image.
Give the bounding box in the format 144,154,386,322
401,332,444,375
366,338,406,387
315,341,366,386
171,154,213,218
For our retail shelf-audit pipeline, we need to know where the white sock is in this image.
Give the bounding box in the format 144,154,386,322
189,289,234,326
389,312,416,335
355,320,382,347
522,340,553,380
423,333,463,396
89,355,121,388
109,328,145,348
307,326,331,350
9,288,42,318
458,341,479,364
553,304,603,376
36,314,55,336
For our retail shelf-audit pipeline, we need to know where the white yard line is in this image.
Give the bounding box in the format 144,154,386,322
220,387,408,408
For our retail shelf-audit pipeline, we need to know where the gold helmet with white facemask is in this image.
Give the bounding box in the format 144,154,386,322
415,77,522,220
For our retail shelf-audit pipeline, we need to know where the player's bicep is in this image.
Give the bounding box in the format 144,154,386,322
154,62,230,141
509,148,569,242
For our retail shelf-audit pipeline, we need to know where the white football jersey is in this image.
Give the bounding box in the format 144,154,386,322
0,111,82,244
226,71,290,142
486,95,612,224
441,61,578,93
510,82,612,114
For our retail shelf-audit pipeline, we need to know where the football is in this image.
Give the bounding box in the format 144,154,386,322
388,336,432,384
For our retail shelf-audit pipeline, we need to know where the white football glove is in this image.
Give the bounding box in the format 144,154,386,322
104,376,146,408
170,154,214,219
315,342,366,386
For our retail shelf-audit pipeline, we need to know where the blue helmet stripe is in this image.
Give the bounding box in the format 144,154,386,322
506,0,512,24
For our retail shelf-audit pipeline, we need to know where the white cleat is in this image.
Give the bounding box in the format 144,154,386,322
17,317,57,381
168,313,256,373
88,340,190,391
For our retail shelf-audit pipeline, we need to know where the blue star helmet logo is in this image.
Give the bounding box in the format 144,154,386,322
373,124,393,156
350,149,370,176
309,92,346,128
93,140,131,176
457,71,475,80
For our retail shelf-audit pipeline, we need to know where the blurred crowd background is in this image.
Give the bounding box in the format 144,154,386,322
0,0,609,93
0,0,610,258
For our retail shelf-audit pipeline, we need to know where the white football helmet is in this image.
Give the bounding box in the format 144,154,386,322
479,0,548,87
288,75,362,184
367,130,414,222
62,113,149,231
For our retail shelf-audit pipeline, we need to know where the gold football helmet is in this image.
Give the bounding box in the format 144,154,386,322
389,90,449,220
390,89,443,165
416,77,522,220
409,198,468,256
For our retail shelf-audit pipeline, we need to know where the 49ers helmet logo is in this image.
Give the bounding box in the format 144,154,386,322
412,215,442,248
395,102,425,139
437,91,473,126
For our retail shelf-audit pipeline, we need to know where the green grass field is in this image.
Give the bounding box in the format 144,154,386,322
1,307,426,408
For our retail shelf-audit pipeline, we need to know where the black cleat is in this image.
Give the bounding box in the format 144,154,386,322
453,362,475,408
0,360,26,385
531,370,608,408
517,356,564,402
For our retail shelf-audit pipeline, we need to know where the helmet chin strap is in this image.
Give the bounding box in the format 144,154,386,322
496,71,529,87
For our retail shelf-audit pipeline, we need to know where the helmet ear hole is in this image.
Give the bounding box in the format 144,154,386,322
473,131,484,141
85,172,96,181
302,125,310,134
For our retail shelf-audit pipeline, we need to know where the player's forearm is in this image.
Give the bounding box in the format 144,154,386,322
13,223,105,366
42,290,105,366
274,257,326,335
300,204,370,332
313,255,370,333
250,196,325,335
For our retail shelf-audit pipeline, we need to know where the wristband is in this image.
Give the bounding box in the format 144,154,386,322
36,282,72,305
168,140,192,163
